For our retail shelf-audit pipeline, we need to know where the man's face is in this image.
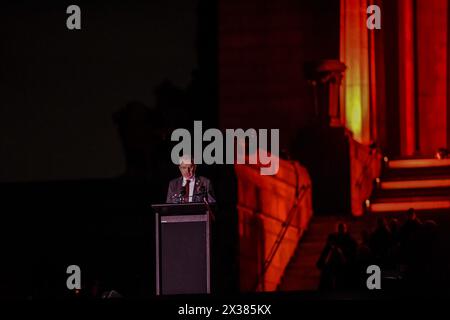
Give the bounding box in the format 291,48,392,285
179,161,196,179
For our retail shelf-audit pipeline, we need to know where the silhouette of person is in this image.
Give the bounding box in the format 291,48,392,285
317,222,357,290
399,208,422,264
368,217,392,266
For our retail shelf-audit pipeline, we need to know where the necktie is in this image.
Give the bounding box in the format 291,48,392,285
184,180,191,202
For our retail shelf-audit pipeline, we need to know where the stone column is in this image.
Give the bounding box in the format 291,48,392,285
306,60,347,127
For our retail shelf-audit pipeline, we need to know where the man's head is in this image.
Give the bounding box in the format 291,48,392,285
336,222,347,235
407,208,417,220
178,154,196,179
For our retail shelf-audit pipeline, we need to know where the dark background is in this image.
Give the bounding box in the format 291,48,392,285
1,0,225,299
1,0,200,182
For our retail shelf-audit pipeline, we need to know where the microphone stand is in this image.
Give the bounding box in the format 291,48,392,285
170,188,186,204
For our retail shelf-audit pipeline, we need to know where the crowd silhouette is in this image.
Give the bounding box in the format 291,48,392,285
317,208,441,292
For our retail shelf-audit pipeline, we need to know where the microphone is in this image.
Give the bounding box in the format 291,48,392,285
179,187,186,203
170,187,186,203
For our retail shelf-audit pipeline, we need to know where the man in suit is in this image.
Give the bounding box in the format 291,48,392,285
166,155,215,204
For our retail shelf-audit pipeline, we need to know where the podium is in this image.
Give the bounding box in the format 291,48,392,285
151,202,213,295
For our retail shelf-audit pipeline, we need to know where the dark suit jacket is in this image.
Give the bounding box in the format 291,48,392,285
166,176,216,204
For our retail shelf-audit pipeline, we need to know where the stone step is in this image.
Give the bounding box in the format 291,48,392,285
383,166,450,180
373,186,450,199
369,198,450,213
387,158,450,169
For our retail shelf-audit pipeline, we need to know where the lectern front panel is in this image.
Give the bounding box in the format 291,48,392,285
160,215,208,295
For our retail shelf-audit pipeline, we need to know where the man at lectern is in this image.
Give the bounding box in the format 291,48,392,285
166,155,216,204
